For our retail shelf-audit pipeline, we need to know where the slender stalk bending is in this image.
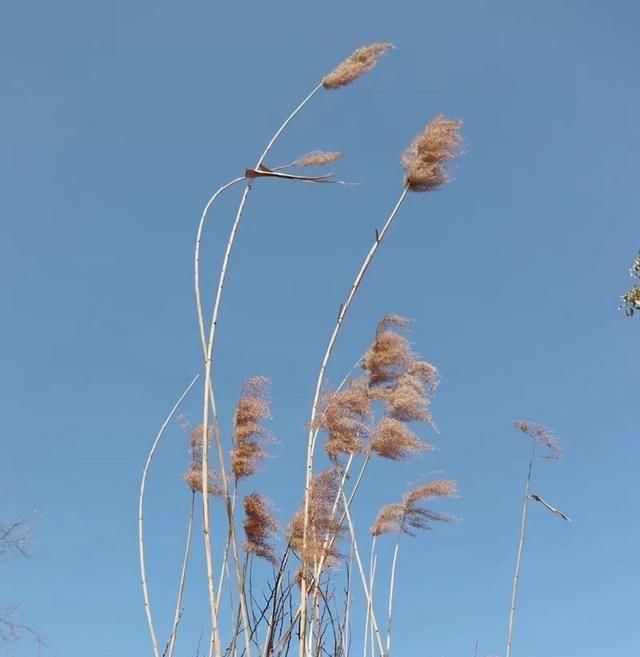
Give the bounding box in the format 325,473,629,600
139,375,199,657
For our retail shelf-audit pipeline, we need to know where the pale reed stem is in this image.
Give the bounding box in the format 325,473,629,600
386,537,401,657
167,491,196,657
216,483,238,609
506,444,536,657
301,186,410,649
194,177,247,356
139,375,199,657
341,492,385,657
343,540,354,657
199,83,325,657
363,536,377,657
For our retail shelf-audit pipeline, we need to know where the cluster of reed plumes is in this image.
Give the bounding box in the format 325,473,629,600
137,41,568,657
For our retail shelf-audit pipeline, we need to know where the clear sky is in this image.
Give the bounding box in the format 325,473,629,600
2,1,639,656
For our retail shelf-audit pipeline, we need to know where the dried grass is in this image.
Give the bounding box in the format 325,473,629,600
371,480,456,536
370,418,431,461
289,468,344,569
401,116,464,192
315,377,371,460
232,377,273,479
296,151,343,167
514,420,562,455
323,43,394,90
242,493,279,565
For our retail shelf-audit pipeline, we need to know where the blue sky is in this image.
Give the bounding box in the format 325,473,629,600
2,1,639,656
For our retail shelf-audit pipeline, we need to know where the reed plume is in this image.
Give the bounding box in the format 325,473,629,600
371,480,456,536
183,425,224,495
314,377,371,460
370,418,430,461
289,468,344,570
362,315,413,387
232,377,273,480
296,151,343,167
401,115,464,192
323,43,394,90
242,493,279,565
514,420,562,456
385,361,439,427
371,480,455,657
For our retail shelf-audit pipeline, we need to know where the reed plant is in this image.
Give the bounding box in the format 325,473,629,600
137,42,569,657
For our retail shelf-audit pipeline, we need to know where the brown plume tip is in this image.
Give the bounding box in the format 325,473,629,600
401,115,464,192
371,479,456,536
323,43,394,90
295,151,343,167
514,420,562,456
242,493,279,565
232,376,274,480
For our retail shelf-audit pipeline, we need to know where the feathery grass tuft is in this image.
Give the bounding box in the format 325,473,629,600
401,116,464,192
323,43,394,90
242,493,279,565
232,377,273,479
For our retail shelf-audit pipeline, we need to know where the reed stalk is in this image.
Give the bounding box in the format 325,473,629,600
167,491,196,657
138,374,199,657
300,186,410,647
505,444,536,657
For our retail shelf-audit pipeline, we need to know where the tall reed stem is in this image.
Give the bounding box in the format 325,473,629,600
300,186,410,653
138,375,199,657
197,82,324,657
506,444,536,657
386,536,401,656
167,491,196,657
341,491,385,657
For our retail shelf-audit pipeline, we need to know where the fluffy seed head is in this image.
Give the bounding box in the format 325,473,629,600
296,151,343,167
362,315,413,387
371,418,431,461
183,469,224,496
183,425,222,495
232,377,273,479
372,480,456,536
242,493,279,565
385,361,439,427
323,43,394,90
401,116,464,192
315,377,371,460
514,420,562,456
288,468,344,569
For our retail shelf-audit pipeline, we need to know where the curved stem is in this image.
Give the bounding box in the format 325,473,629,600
197,81,324,657
195,177,247,356
168,491,196,657
299,186,410,647
138,375,200,657
505,444,536,657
